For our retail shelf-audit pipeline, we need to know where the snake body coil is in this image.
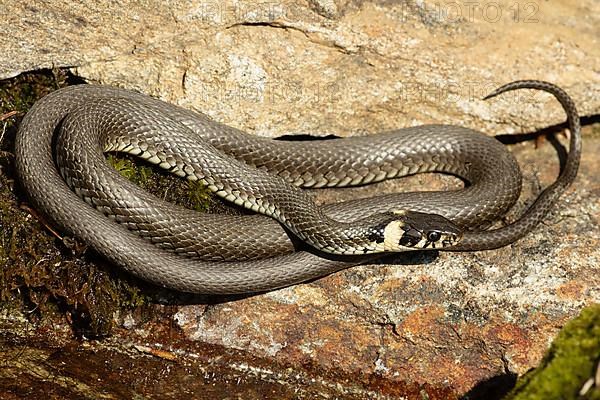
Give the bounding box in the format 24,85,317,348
15,80,581,294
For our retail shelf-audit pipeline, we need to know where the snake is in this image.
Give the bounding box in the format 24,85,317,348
14,80,581,294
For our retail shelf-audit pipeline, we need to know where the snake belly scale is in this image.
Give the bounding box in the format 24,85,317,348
14,80,581,294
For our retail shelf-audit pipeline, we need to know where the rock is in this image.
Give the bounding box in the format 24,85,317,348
504,304,600,399
0,0,599,398
1,1,598,135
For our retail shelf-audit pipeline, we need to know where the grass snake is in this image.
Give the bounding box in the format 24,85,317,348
14,80,581,294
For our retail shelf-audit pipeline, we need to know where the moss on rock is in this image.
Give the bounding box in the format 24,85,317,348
0,70,218,336
506,304,600,400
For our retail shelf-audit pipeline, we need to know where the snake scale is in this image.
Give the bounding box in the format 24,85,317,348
15,80,581,294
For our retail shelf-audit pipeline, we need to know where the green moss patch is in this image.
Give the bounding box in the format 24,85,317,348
506,304,600,400
106,154,213,212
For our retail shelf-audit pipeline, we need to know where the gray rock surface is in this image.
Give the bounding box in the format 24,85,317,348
1,0,598,135
1,0,599,397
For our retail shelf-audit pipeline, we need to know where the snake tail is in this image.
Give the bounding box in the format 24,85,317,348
449,80,582,251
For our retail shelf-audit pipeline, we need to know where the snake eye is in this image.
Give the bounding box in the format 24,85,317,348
427,230,442,242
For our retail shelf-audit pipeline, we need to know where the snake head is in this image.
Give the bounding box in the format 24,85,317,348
374,210,462,251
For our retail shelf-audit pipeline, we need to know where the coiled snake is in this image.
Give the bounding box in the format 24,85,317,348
15,80,581,294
